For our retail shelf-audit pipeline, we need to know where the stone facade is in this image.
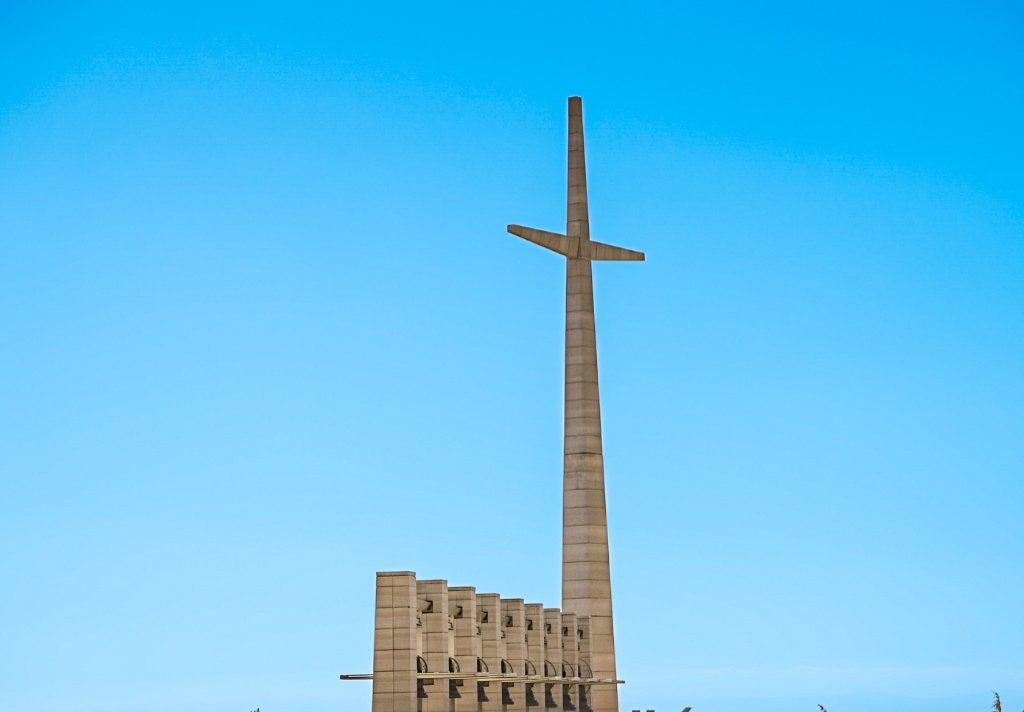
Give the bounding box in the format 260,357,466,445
370,571,612,712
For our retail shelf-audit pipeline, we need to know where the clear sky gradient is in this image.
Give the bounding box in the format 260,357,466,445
1,2,1022,712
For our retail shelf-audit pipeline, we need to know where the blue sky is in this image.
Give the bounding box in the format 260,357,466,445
1,2,1022,711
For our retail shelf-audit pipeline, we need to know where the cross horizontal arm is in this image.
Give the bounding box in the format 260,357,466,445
507,224,576,257
507,224,645,262
588,240,645,261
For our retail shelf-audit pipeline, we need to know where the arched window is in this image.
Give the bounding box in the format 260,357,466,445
477,657,489,673
416,656,428,673
448,657,460,673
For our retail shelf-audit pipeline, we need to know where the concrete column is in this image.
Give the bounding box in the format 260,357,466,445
418,580,451,712
524,603,546,710
477,594,503,712
449,587,481,712
501,599,527,712
372,572,418,712
577,616,593,712
543,608,564,711
561,613,579,711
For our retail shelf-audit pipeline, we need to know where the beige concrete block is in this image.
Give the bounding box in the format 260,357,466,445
421,636,448,655
564,398,601,421
564,369,598,390
588,628,616,648
374,609,396,630
371,690,395,712
587,616,615,636
565,324,597,340
377,570,416,581
564,381,597,404
422,652,448,674
565,416,603,438
392,625,417,651
394,647,417,671
374,627,394,650
389,572,416,587
416,579,448,588
392,669,417,690
393,690,417,712
391,584,416,607
421,609,448,628
563,451,603,469
562,524,609,545
563,506,608,527
395,605,417,628
562,541,609,563
564,433,603,454
420,680,447,712
589,686,618,712
563,560,611,582
588,651,617,674
564,597,612,618
563,488,606,509
566,284,595,299
372,675,394,694
566,310,597,331
562,578,610,602
572,224,591,242
375,586,394,608
565,346,598,366
373,649,395,673
480,680,503,712
567,184,588,203
564,479,603,497
564,474,605,493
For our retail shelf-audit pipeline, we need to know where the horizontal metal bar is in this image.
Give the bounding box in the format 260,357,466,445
339,673,623,685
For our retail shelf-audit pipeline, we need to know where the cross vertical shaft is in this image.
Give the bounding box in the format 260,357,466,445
507,97,643,712
562,96,616,712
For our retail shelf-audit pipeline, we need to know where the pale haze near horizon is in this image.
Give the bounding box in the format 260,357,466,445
1,2,1022,712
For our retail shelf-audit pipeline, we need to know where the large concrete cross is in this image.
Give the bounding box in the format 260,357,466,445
508,96,643,712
